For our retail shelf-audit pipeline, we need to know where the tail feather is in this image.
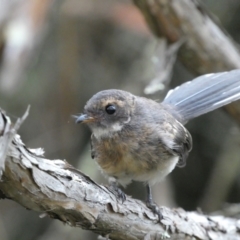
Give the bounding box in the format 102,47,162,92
163,70,240,123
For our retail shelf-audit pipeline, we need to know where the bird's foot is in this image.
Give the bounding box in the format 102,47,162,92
146,198,163,221
108,183,126,203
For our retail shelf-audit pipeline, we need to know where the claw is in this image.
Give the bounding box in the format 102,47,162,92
146,184,163,221
146,198,163,221
109,185,126,203
108,181,126,203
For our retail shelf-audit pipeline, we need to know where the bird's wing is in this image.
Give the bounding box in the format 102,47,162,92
159,118,192,167
170,125,192,167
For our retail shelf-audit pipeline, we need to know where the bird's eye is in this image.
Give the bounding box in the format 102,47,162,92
105,104,116,115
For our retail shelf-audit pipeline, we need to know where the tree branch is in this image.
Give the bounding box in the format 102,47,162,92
0,108,240,239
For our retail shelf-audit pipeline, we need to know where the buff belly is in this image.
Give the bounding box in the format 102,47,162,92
94,140,179,187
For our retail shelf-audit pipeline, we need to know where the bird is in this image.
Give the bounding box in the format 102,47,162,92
76,69,240,220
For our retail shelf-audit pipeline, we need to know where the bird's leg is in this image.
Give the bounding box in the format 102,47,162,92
146,184,163,221
108,178,126,203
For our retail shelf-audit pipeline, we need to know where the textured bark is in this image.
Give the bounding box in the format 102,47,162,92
0,107,240,240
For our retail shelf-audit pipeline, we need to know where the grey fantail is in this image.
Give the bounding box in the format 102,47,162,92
76,70,240,220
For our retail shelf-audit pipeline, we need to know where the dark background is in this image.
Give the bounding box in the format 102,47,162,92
0,0,240,239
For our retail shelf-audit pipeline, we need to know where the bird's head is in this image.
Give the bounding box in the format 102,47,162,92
76,89,135,139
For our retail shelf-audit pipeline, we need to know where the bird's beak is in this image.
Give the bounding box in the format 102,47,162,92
75,114,94,124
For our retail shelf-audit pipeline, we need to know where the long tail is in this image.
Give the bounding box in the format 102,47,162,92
163,69,240,124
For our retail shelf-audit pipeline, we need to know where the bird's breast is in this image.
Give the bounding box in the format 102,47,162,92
92,130,178,186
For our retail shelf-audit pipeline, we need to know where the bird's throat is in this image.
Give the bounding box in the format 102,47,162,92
92,123,123,140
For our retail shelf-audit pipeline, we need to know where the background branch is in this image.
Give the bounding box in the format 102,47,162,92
134,0,240,71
